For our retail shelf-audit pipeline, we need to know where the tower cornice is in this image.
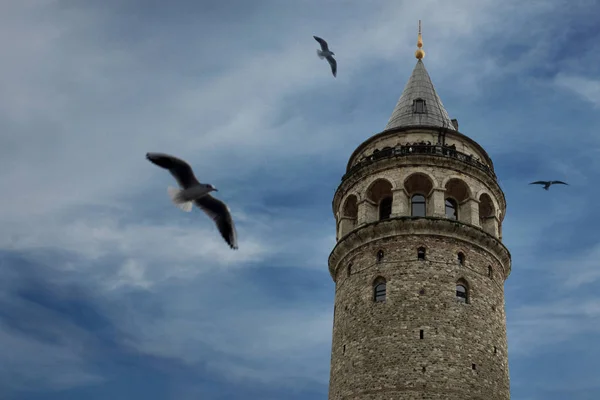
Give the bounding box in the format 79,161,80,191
345,126,496,173
333,141,507,223
328,217,512,282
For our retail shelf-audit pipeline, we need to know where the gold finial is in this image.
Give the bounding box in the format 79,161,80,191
415,20,425,59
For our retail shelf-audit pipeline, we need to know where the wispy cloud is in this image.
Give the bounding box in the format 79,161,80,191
554,73,600,107
2,0,600,399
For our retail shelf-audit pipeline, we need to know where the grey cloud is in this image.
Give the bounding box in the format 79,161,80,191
2,0,600,398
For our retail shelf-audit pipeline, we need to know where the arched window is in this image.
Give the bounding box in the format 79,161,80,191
445,198,458,220
379,196,392,220
417,247,426,260
458,252,465,265
488,265,493,279
411,194,426,217
376,250,384,263
373,277,387,302
456,283,469,304
413,98,426,114
341,195,358,237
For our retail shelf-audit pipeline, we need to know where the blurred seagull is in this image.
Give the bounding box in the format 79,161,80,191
529,180,569,190
146,152,238,249
313,36,337,77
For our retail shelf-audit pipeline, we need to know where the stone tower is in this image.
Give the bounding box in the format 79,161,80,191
327,22,512,400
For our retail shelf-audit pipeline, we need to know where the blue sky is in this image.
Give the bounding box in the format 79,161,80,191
1,0,600,399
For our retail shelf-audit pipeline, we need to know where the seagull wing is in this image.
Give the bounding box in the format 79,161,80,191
326,55,337,77
313,36,329,52
551,181,568,185
529,181,548,185
194,195,238,250
146,152,200,189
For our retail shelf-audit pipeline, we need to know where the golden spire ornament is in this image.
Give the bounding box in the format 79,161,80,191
415,20,425,60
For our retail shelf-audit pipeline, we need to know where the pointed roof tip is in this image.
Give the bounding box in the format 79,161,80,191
385,21,454,131
415,19,425,60
384,58,456,131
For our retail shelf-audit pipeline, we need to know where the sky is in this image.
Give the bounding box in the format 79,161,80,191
1,0,600,399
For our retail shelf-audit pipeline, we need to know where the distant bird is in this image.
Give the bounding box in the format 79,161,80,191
146,152,238,249
313,36,337,77
529,180,569,190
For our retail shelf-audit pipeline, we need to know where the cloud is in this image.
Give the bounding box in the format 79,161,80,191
0,265,109,393
508,297,600,356
0,325,105,393
2,0,600,399
554,73,600,108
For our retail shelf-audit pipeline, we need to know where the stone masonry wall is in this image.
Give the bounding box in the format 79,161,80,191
328,230,510,400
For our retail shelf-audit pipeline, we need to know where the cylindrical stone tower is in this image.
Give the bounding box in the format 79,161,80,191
328,23,512,400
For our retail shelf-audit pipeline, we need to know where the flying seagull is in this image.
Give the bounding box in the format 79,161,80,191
313,36,337,77
146,152,238,249
529,180,569,190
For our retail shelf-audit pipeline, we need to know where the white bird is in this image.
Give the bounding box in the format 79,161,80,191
146,152,238,249
529,180,569,190
314,35,337,77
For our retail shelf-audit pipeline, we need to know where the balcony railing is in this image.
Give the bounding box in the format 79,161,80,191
342,144,496,181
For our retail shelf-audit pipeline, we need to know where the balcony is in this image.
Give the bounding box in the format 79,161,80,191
342,144,496,181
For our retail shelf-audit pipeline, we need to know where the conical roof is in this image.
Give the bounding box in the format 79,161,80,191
384,59,455,131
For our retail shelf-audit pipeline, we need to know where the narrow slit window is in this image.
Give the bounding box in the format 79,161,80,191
379,197,392,220
373,278,387,302
411,194,426,217
445,198,458,220
376,250,384,263
420,329,424,339
488,265,493,279
413,98,426,114
458,252,465,265
347,263,352,277
417,247,426,260
456,284,468,303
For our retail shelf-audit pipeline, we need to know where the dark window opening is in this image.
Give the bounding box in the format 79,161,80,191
379,196,392,220
456,284,468,303
420,329,424,339
422,366,426,373
458,252,465,265
488,265,493,279
347,263,352,277
494,346,497,354
374,280,386,302
417,247,426,260
411,194,426,217
472,364,477,370
343,344,346,354
376,250,384,263
413,98,426,114
419,288,425,295
445,198,458,220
